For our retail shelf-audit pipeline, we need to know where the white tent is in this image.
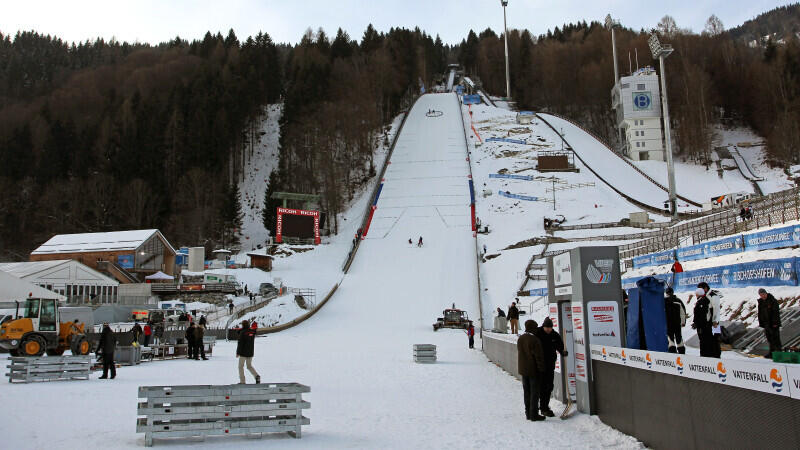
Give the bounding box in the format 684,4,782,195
0,270,65,302
144,271,173,281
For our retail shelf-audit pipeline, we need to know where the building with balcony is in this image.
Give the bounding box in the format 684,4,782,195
611,67,665,161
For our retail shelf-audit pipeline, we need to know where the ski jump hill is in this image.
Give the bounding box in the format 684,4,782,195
537,113,703,213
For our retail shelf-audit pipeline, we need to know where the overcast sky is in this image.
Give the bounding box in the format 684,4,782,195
1,0,794,45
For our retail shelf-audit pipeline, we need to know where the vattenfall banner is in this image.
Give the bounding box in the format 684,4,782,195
623,257,797,292
635,224,800,269
591,344,798,399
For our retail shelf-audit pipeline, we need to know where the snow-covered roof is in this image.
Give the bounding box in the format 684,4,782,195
0,260,70,278
31,229,175,255
0,271,65,301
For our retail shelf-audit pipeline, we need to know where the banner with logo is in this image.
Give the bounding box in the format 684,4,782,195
591,345,793,398
632,254,652,268
488,173,534,181
624,257,798,292
486,137,527,145
462,94,481,105
743,224,800,251
586,301,622,347
572,303,587,382
498,190,547,202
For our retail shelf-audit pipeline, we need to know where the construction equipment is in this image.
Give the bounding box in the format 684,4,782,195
0,297,91,357
433,304,470,331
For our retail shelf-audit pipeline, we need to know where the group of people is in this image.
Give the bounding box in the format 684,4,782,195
516,317,567,421
185,321,208,360
660,282,782,358
740,205,754,221
496,300,521,334
408,236,424,247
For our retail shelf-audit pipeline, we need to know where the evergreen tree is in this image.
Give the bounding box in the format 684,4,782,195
219,183,244,249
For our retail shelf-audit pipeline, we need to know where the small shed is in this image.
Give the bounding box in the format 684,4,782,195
516,111,535,124
247,253,274,272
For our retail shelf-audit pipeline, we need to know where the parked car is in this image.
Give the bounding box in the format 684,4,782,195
259,282,279,297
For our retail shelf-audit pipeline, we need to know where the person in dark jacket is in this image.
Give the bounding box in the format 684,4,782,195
193,321,208,360
757,288,782,357
237,320,261,384
466,321,475,349
692,288,720,357
96,323,117,379
131,322,143,346
185,322,197,359
496,307,506,318
517,319,546,421
199,315,207,328
535,317,567,417
508,301,520,335
664,288,687,354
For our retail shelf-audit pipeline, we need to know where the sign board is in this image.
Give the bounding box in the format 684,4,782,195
587,301,622,346
632,91,652,110
571,302,587,382
462,94,481,105
276,207,321,245
117,254,134,269
591,345,796,399
553,252,572,287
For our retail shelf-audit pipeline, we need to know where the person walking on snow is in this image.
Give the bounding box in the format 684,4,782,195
518,319,546,421
193,321,208,360
535,317,566,417
408,238,413,245
664,287,687,354
185,322,197,359
466,321,475,349
508,301,520,335
237,320,261,384
228,301,234,315
131,322,143,346
417,236,423,247
757,288,782,358
97,323,117,379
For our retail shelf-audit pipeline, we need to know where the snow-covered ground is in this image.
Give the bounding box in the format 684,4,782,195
1,93,642,448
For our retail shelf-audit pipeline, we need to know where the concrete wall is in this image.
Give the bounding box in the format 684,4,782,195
483,332,520,379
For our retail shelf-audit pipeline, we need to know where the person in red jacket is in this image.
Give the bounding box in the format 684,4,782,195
466,321,475,349
670,258,684,273
143,322,152,347
250,320,258,330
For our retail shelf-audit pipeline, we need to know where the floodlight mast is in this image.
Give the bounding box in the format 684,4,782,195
649,33,678,219
501,1,510,99
605,15,620,84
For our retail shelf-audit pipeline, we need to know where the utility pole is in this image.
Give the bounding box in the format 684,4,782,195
501,1,511,99
649,33,678,219
552,177,556,210
605,14,623,152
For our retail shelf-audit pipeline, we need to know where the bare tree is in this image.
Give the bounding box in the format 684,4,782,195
704,15,725,36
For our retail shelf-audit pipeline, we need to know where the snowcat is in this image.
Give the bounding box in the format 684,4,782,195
433,306,470,331
0,297,91,356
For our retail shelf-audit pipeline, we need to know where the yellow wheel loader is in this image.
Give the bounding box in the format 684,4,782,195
0,297,90,357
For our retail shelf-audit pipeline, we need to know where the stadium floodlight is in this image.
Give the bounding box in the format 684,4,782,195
501,1,510,99
605,14,620,84
649,32,678,219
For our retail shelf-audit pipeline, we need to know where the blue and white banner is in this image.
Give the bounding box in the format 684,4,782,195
486,137,527,145
462,94,481,105
489,173,534,181
743,225,800,251
632,250,675,268
624,257,798,292
527,288,548,297
677,235,744,262
498,190,545,202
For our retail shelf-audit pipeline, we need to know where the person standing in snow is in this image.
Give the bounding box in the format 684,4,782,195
518,319,546,421
691,288,720,358
508,301,520,335
664,288,687,354
185,322,197,359
757,288,782,357
696,282,722,355
535,317,566,417
199,315,207,328
408,238,413,245
237,320,261,384
228,301,234,315
466,321,475,349
96,323,117,379
131,322,143,346
417,236,423,247
143,321,152,347
193,321,208,360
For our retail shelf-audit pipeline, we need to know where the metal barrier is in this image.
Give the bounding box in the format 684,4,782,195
137,383,310,446
413,344,437,363
6,355,92,383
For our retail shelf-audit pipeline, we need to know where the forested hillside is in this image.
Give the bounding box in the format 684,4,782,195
457,15,800,166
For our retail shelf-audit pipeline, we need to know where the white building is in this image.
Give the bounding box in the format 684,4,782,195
611,67,665,161
0,260,119,304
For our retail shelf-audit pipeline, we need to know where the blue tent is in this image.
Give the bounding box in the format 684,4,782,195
625,276,668,352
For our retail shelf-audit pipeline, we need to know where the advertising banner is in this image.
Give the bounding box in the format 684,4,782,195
117,254,134,269
528,288,549,297
571,302,587,382
743,224,800,251
462,94,481,105
276,207,321,245
676,243,706,262
586,301,622,347
498,191,544,202
486,137,527,145
591,345,793,398
553,252,572,287
561,302,577,399
651,250,675,266
632,254,652,268
488,173,534,181
702,235,744,259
